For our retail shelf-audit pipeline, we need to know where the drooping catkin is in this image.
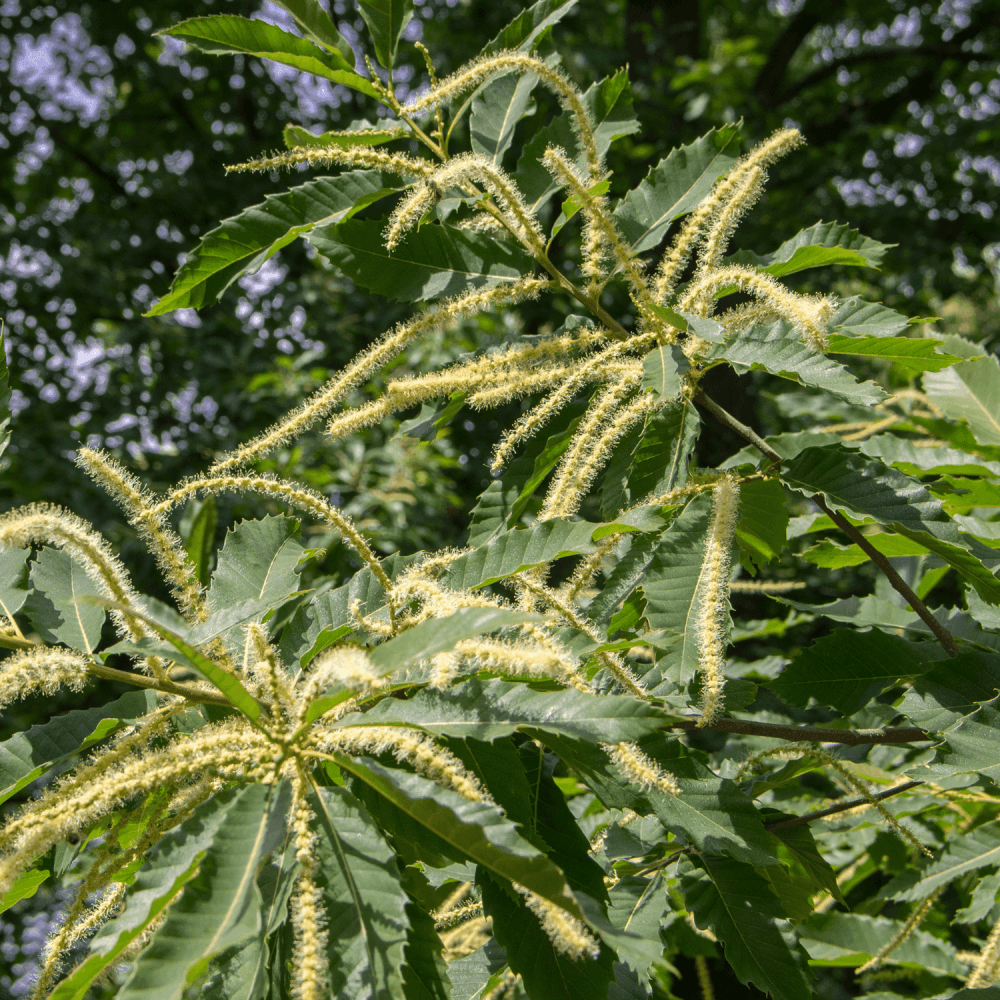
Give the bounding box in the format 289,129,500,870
512,883,601,960
606,741,681,796
967,917,1000,988
694,477,740,726
0,647,90,710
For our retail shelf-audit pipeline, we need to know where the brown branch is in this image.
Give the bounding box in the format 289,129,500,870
666,717,930,746
812,496,959,658
693,389,960,658
764,780,924,831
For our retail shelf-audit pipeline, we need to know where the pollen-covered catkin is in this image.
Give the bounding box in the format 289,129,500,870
512,884,601,961
694,477,740,726
0,647,89,709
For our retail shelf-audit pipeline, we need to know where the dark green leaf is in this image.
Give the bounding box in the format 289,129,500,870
0,546,31,622
116,783,290,1000
734,478,788,572
346,677,671,743
770,629,935,715
471,71,538,165
312,785,410,999
924,339,1000,446
479,870,616,1000
624,399,700,506
148,171,398,314
308,219,533,303
680,856,812,1000
781,445,1000,603
446,939,508,1000
481,0,578,55
401,898,452,1000
270,0,355,61
357,0,413,71
826,296,910,337
180,495,217,588
208,515,305,611
26,546,106,652
613,126,741,253
337,755,575,909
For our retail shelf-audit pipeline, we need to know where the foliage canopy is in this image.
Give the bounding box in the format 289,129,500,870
3,3,1000,1000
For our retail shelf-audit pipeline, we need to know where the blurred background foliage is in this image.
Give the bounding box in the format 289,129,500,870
2,0,998,592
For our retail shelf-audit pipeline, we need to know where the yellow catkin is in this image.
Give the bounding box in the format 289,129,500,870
606,741,681,796
857,886,945,974
76,448,205,620
289,768,328,1000
402,51,601,179
695,956,715,1000
513,883,601,960
0,504,148,643
206,278,546,474
0,647,90,710
694,476,740,726
695,165,765,277
226,144,435,178
968,918,1000,988
453,636,590,692
538,374,642,521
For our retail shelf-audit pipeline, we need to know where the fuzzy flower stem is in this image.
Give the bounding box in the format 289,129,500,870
512,882,601,960
606,741,681,796
208,279,548,473
511,573,647,698
968,916,1000,988
226,144,436,177
402,51,602,179
857,886,945,974
694,476,740,726
76,448,205,621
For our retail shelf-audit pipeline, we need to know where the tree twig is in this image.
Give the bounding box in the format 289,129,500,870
666,717,930,746
764,780,924,831
693,389,960,658
86,660,234,708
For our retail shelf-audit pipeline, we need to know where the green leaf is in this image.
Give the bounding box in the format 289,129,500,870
613,125,741,253
283,122,405,150
680,856,812,1000
402,897,452,1000
157,15,379,96
826,296,910,337
826,334,963,373
25,546,106,652
641,495,713,690
0,868,50,914
395,391,467,442
357,0,413,71
798,912,965,976
479,870,616,1000
801,533,931,569
344,677,671,743
311,785,410,999
781,445,1000,604
471,70,538,165
718,320,887,406
337,754,575,910
641,345,685,399
269,0,355,61
878,820,1000,902
368,608,543,673
444,519,598,590
208,515,305,611
931,476,1000,514
768,822,845,909
924,342,1000,446
604,873,671,981
147,171,399,314
517,71,640,214
309,219,533,303
779,593,1000,653
468,401,586,545
861,434,1000,478
116,783,290,1000
955,870,1000,924
0,689,156,806
735,478,788,572
625,398,700,507
51,790,269,1000
180,495,217,588
0,546,30,622
481,0,578,55
446,939,508,1000
725,222,892,277
770,629,934,715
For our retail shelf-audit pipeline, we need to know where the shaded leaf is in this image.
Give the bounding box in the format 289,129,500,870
641,345,685,399
357,0,413,70
26,546,105,652
312,785,410,999
826,296,910,338
270,0,355,60
680,856,812,1000
481,0,578,55
924,339,1000,446
613,126,741,253
0,546,31,622
735,478,788,572
309,219,533,303
401,898,452,1000
471,71,538,165
180,495,217,588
